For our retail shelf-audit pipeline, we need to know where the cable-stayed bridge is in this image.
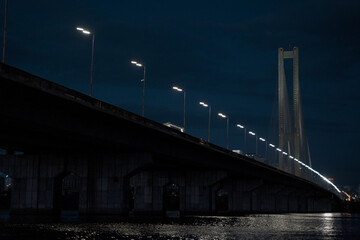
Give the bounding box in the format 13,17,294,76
0,57,342,218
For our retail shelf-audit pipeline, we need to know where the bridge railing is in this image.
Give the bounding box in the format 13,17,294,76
247,154,343,198
300,166,342,198
152,118,343,198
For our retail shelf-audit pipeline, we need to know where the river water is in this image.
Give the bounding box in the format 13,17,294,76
1,213,359,240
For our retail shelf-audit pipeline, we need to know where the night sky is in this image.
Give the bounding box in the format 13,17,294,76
2,0,360,189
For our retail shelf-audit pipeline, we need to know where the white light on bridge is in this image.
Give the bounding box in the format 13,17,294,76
259,138,265,142
282,152,288,155
237,124,244,129
248,131,255,136
75,26,95,97
76,27,92,35
269,143,275,148
172,86,183,92
287,156,341,193
218,113,226,118
289,156,294,159
276,148,282,152
199,101,208,107
131,61,144,68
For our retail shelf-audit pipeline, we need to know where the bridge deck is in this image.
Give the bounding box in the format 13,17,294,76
0,63,341,216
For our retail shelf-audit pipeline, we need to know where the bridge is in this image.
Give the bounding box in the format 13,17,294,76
0,61,341,218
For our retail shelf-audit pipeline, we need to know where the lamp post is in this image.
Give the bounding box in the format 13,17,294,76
248,131,257,155
199,101,211,142
2,0,8,63
236,124,247,154
172,86,186,132
131,61,146,117
268,143,275,166
76,27,95,97
218,113,229,149
259,137,267,163
276,147,282,165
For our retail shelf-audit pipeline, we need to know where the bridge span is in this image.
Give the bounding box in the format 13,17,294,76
0,63,340,217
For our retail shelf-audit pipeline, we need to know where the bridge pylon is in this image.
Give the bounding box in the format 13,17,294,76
278,47,312,177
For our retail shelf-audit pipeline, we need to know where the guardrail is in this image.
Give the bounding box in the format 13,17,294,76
246,153,343,199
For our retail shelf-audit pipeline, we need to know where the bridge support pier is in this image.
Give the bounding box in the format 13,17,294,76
307,193,335,213
129,169,227,215
210,178,305,214
0,152,341,217
0,152,153,216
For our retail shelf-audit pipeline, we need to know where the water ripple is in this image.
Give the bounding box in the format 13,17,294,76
1,213,360,240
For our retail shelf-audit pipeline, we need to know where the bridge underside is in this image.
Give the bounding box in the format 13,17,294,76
0,64,340,218
0,153,339,217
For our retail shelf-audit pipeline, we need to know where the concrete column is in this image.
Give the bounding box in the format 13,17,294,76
129,169,227,215
212,177,263,213
1,152,155,216
275,186,296,213
185,170,226,214
232,178,263,213
87,152,153,215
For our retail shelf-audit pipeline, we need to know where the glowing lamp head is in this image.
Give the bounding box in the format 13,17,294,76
199,102,208,107
172,86,183,92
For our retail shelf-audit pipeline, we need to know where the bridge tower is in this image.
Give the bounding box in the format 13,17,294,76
278,47,312,177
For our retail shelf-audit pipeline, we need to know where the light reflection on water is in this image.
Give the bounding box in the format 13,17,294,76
1,213,360,240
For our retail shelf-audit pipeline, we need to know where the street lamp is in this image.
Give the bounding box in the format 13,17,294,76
76,26,95,97
218,113,229,149
131,61,146,117
2,0,8,63
268,143,276,166
236,124,247,154
172,86,186,132
259,137,267,162
199,101,211,142
248,131,257,155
